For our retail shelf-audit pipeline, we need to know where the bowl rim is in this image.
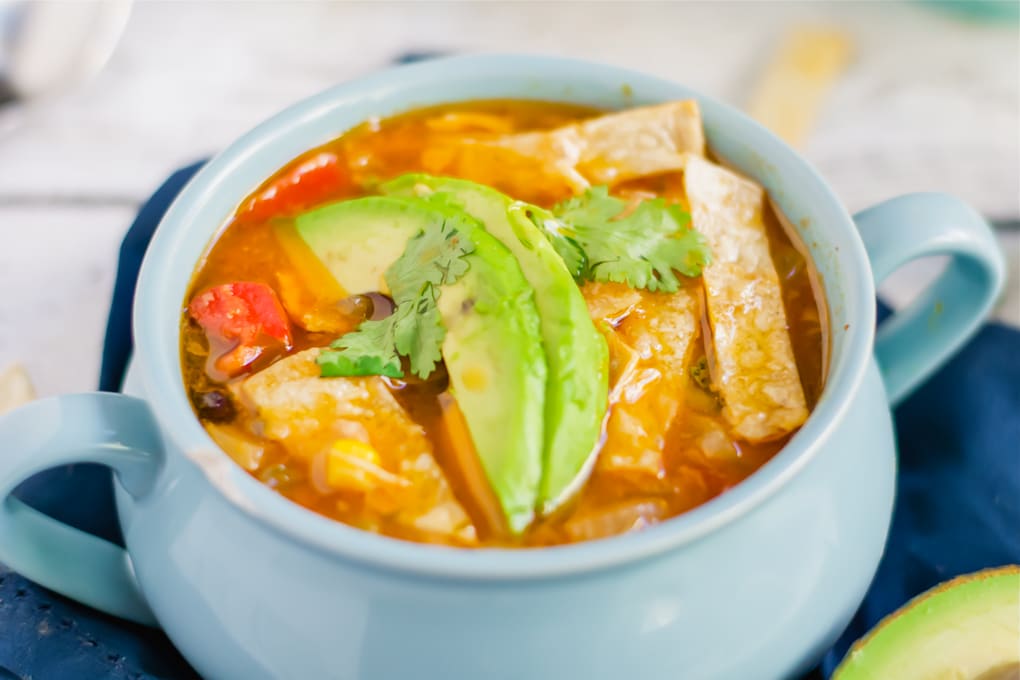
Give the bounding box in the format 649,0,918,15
133,53,876,580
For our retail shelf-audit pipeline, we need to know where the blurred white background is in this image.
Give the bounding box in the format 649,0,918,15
0,0,1017,397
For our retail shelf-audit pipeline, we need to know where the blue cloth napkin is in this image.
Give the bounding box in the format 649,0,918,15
3,150,1018,680
1,163,206,680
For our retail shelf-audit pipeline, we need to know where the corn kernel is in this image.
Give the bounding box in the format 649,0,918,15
333,438,381,466
326,439,405,493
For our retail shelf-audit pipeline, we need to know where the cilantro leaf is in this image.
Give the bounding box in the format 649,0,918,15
317,317,403,378
391,285,447,379
386,222,474,301
550,186,710,292
317,212,475,380
317,352,403,379
520,205,588,279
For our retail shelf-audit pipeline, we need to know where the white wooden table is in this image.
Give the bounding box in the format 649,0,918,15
0,1,1017,397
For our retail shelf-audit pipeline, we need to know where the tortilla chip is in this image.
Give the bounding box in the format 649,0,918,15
0,363,36,416
684,155,808,441
566,100,706,184
435,101,707,197
582,281,643,329
746,27,853,148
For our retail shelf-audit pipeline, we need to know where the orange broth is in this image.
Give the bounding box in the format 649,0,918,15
181,100,828,547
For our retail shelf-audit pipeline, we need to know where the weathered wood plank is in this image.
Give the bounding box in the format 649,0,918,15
0,1,1015,399
0,2,1014,214
0,206,133,396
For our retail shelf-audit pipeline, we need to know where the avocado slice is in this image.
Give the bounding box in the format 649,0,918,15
382,174,610,514
834,566,1020,680
294,196,546,533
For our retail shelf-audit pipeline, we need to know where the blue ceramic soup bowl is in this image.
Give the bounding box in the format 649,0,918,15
0,55,1005,680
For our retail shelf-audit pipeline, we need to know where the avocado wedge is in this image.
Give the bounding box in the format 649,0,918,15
834,566,1020,680
382,174,610,514
294,196,547,533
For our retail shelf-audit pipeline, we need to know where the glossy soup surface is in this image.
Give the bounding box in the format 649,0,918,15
181,100,828,547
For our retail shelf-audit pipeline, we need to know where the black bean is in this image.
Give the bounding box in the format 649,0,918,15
337,294,373,320
193,389,236,423
365,292,395,320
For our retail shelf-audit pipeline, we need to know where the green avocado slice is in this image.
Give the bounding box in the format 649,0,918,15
382,174,610,514
834,566,1020,680
294,196,547,534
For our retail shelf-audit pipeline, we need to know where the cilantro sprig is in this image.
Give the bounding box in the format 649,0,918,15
318,316,403,378
541,186,711,293
317,218,475,380
520,204,589,280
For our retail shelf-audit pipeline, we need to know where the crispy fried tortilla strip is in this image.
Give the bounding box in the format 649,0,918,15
746,27,853,149
426,101,706,199
0,363,35,416
683,155,808,441
499,100,706,190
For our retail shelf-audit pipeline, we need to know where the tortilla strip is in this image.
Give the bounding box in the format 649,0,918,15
582,281,642,330
746,27,852,148
427,101,706,199
683,155,808,442
0,363,36,416
582,282,700,482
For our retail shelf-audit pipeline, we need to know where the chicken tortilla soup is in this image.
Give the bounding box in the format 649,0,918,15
181,100,828,547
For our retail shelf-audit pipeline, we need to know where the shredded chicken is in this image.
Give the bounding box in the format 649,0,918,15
205,422,268,471
232,349,476,543
583,282,701,483
563,498,670,542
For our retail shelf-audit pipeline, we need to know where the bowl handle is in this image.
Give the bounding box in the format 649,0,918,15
854,193,1006,406
0,392,161,626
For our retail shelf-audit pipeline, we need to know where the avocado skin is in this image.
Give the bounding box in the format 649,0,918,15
383,174,609,514
295,196,546,533
833,566,1020,680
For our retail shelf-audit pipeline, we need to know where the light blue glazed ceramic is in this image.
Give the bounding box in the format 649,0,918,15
0,55,1005,680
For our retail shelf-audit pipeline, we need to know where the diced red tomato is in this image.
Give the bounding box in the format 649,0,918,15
236,152,349,223
189,282,293,377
